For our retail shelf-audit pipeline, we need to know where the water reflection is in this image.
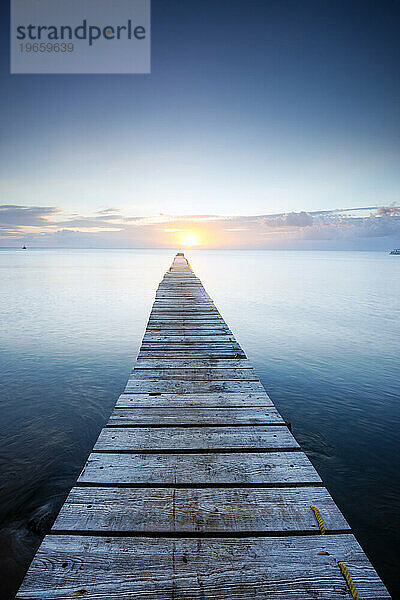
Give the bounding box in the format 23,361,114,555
0,249,399,598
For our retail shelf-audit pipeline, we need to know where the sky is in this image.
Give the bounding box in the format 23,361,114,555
0,0,399,249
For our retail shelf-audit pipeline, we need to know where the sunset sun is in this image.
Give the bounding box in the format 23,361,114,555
180,232,199,247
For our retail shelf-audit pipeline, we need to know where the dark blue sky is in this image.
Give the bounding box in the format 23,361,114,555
0,0,399,247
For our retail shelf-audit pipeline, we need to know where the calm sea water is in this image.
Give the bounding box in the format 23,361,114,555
0,249,399,598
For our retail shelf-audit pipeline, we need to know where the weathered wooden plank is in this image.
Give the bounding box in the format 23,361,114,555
151,314,221,319
149,314,224,320
151,303,215,307
152,303,218,308
147,323,227,327
145,328,230,333
144,336,236,341
153,300,215,305
16,535,390,600
107,407,284,426
157,284,201,287
144,330,233,337
123,380,264,394
157,300,214,307
151,307,216,311
77,451,321,486
146,323,230,330
93,425,299,452
148,316,223,321
148,315,225,321
150,308,219,313
146,320,225,326
147,321,229,326
154,300,209,307
134,359,254,369
143,334,235,342
140,341,241,347
115,392,274,408
152,305,215,309
155,292,206,295
141,338,239,350
138,348,244,355
137,351,247,359
130,368,258,380
140,336,241,344
52,486,350,534
150,309,219,313
152,298,214,301
154,299,209,303
147,323,229,329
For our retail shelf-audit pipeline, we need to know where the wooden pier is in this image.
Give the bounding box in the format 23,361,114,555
17,253,390,599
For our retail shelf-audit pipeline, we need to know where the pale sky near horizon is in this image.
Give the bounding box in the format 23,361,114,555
0,1,399,248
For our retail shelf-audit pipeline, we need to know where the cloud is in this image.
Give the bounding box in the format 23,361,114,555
96,207,121,215
0,205,60,227
1,203,399,250
376,205,400,216
52,215,123,228
225,228,250,232
261,211,313,228
283,211,313,227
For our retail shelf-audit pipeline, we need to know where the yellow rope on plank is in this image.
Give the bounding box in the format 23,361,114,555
310,505,325,534
338,562,360,600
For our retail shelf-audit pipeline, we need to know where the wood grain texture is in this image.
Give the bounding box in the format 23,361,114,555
139,343,243,349
134,359,254,369
146,322,230,328
106,407,284,426
152,302,217,307
145,328,233,334
123,380,265,394
130,368,258,380
151,310,219,313
144,331,234,338
149,314,225,320
140,341,241,347
115,392,274,408
77,451,322,486
52,486,350,533
16,535,390,599
138,349,247,357
93,425,299,452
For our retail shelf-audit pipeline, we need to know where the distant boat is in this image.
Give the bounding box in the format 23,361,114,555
389,249,400,255
22,245,27,250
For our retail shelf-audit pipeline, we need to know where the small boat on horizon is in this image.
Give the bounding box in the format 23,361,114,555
389,249,400,255
22,245,27,250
